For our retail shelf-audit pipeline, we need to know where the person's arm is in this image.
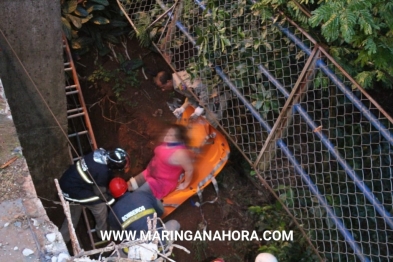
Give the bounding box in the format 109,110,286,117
172,97,190,117
127,171,146,191
186,88,205,119
170,149,194,190
190,105,204,119
93,185,115,205
91,167,114,204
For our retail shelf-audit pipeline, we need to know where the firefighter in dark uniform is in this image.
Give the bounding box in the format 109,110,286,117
59,148,130,242
108,177,180,257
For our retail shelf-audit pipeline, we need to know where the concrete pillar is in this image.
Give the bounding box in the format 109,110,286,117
0,1,69,194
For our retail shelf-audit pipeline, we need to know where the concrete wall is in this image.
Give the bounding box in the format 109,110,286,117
0,1,69,191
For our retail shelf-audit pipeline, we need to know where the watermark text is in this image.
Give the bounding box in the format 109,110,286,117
100,230,293,242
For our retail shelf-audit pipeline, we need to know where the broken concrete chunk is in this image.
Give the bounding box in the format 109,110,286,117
22,248,34,256
46,233,56,243
31,218,40,227
58,252,70,262
12,146,22,155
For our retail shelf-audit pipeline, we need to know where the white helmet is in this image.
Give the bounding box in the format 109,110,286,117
255,253,278,262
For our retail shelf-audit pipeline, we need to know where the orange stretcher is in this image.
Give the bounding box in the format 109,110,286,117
161,106,230,218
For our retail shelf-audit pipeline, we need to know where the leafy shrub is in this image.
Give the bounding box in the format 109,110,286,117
61,0,131,56
251,0,393,89
87,64,139,99
249,201,320,262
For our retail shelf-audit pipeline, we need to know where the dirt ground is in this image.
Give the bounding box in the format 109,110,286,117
41,37,269,261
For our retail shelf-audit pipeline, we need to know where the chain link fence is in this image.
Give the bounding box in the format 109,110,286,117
118,0,393,261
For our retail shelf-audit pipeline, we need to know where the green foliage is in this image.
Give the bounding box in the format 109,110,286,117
309,0,393,88
121,58,144,71
309,1,378,46
126,3,167,47
183,0,285,121
191,239,208,261
354,71,375,88
249,201,320,262
250,84,280,119
113,69,138,99
87,65,113,82
61,0,131,56
195,6,231,61
129,12,152,47
313,71,330,90
87,64,139,99
250,0,393,89
90,0,109,5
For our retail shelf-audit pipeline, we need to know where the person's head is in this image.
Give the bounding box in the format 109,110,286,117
92,148,130,172
106,148,130,172
155,71,173,91
255,253,278,262
109,177,128,198
158,71,172,83
162,124,189,145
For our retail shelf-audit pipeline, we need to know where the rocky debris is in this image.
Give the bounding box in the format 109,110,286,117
152,108,163,117
22,248,34,256
0,141,70,262
46,233,56,243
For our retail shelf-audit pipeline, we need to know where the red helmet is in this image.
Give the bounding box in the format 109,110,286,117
109,177,128,198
